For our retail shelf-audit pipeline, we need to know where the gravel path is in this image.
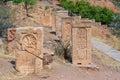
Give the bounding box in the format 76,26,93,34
92,39,120,62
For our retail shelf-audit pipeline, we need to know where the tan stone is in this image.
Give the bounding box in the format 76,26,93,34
55,10,68,37
51,12,56,31
72,20,92,65
61,17,73,43
50,0,60,6
42,9,52,26
7,28,16,53
15,27,43,74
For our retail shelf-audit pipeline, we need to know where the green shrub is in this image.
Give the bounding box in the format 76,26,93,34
109,13,120,37
12,0,23,3
60,0,115,24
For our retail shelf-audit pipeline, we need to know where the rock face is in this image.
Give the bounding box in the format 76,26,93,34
15,27,43,74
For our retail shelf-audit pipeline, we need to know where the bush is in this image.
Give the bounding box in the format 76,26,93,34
60,0,115,24
109,13,120,37
55,40,72,62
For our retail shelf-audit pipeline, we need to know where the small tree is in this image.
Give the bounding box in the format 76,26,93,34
23,0,36,16
5,0,36,16
109,13,120,37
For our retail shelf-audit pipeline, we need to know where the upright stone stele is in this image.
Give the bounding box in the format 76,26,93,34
15,27,43,74
72,20,92,65
55,10,68,37
61,17,73,43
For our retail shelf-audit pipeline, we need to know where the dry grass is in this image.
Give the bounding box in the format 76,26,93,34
92,48,120,67
0,71,27,80
93,36,120,51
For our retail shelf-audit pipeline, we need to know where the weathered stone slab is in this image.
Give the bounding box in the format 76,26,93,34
43,9,51,26
61,17,73,43
72,20,92,65
15,27,43,74
55,10,68,37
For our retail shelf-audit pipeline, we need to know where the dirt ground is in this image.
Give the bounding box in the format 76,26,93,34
0,49,120,80
0,27,120,80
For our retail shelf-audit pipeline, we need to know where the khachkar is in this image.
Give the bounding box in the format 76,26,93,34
61,17,73,43
72,19,92,65
55,10,69,37
15,27,43,74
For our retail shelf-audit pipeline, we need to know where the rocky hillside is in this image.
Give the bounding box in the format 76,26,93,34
85,0,119,12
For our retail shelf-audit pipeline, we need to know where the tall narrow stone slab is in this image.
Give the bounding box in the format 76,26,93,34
72,20,92,65
15,27,43,74
43,9,51,26
61,17,73,43
55,10,68,37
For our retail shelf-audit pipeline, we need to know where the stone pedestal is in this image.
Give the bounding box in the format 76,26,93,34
15,27,43,74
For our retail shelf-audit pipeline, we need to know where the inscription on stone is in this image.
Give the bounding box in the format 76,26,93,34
72,26,92,65
76,28,87,60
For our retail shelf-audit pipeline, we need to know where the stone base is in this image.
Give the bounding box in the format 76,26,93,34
73,63,99,71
